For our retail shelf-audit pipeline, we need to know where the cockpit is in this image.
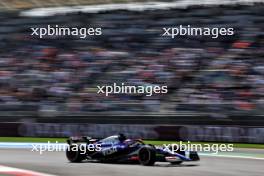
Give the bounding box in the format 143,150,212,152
99,135,121,144
99,134,127,144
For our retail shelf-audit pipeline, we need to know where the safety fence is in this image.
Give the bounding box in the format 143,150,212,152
1,122,264,143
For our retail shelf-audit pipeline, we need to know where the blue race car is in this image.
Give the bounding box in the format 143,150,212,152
66,134,200,166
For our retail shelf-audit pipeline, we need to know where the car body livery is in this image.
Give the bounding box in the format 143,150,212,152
66,134,200,166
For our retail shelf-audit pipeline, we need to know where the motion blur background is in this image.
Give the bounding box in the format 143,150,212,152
0,0,263,142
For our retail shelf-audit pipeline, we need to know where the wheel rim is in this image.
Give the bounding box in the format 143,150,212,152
139,148,150,163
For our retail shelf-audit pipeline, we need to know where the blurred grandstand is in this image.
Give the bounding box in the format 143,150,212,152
0,0,264,124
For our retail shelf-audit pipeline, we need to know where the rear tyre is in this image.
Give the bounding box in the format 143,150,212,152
66,144,86,162
138,146,156,166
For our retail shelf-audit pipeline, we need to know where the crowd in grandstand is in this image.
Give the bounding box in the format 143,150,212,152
0,4,263,116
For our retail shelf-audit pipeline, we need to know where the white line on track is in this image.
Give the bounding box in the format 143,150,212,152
200,153,264,160
0,165,57,176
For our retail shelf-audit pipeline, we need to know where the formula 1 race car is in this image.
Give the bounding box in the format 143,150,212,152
66,134,199,166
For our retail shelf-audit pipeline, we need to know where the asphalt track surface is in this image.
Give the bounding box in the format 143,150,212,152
0,149,263,176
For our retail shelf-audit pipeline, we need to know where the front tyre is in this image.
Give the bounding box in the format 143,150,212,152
138,146,156,166
66,144,86,162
